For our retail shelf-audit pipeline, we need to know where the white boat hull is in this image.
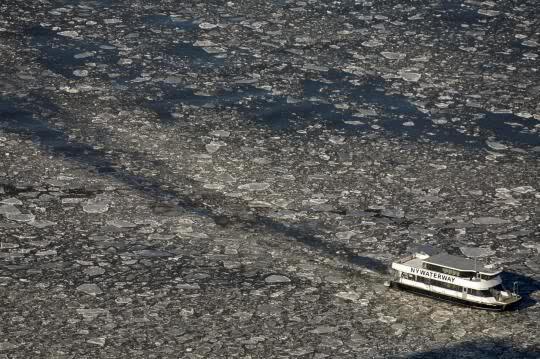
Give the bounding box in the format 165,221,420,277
391,280,520,311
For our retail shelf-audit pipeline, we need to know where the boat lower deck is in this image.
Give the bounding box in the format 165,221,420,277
390,281,518,311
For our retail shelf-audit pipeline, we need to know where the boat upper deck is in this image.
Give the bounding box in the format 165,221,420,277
396,253,502,278
424,253,501,275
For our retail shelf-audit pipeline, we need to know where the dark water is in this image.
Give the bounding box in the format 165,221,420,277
273,0,289,6
479,113,539,146
142,15,197,30
147,71,539,150
173,43,225,67
61,0,114,7
27,25,121,80
0,98,96,158
437,0,483,25
147,84,268,124
141,14,224,67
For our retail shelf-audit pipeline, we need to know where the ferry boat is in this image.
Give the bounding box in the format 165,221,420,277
390,247,521,310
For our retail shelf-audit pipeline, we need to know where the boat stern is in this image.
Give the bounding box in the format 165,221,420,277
497,291,522,310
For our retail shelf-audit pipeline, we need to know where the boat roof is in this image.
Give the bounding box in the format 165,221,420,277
423,253,501,275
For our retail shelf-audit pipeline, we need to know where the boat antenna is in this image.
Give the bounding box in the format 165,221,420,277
459,246,493,279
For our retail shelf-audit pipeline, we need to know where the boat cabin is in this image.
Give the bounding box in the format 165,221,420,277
391,250,521,310
422,253,501,280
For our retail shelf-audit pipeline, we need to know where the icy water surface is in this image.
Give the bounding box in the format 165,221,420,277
146,72,539,150
1,1,539,358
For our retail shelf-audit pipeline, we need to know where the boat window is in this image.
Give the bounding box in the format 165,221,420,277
469,289,491,297
430,279,461,292
456,270,475,278
424,263,475,278
424,263,443,272
441,267,460,277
